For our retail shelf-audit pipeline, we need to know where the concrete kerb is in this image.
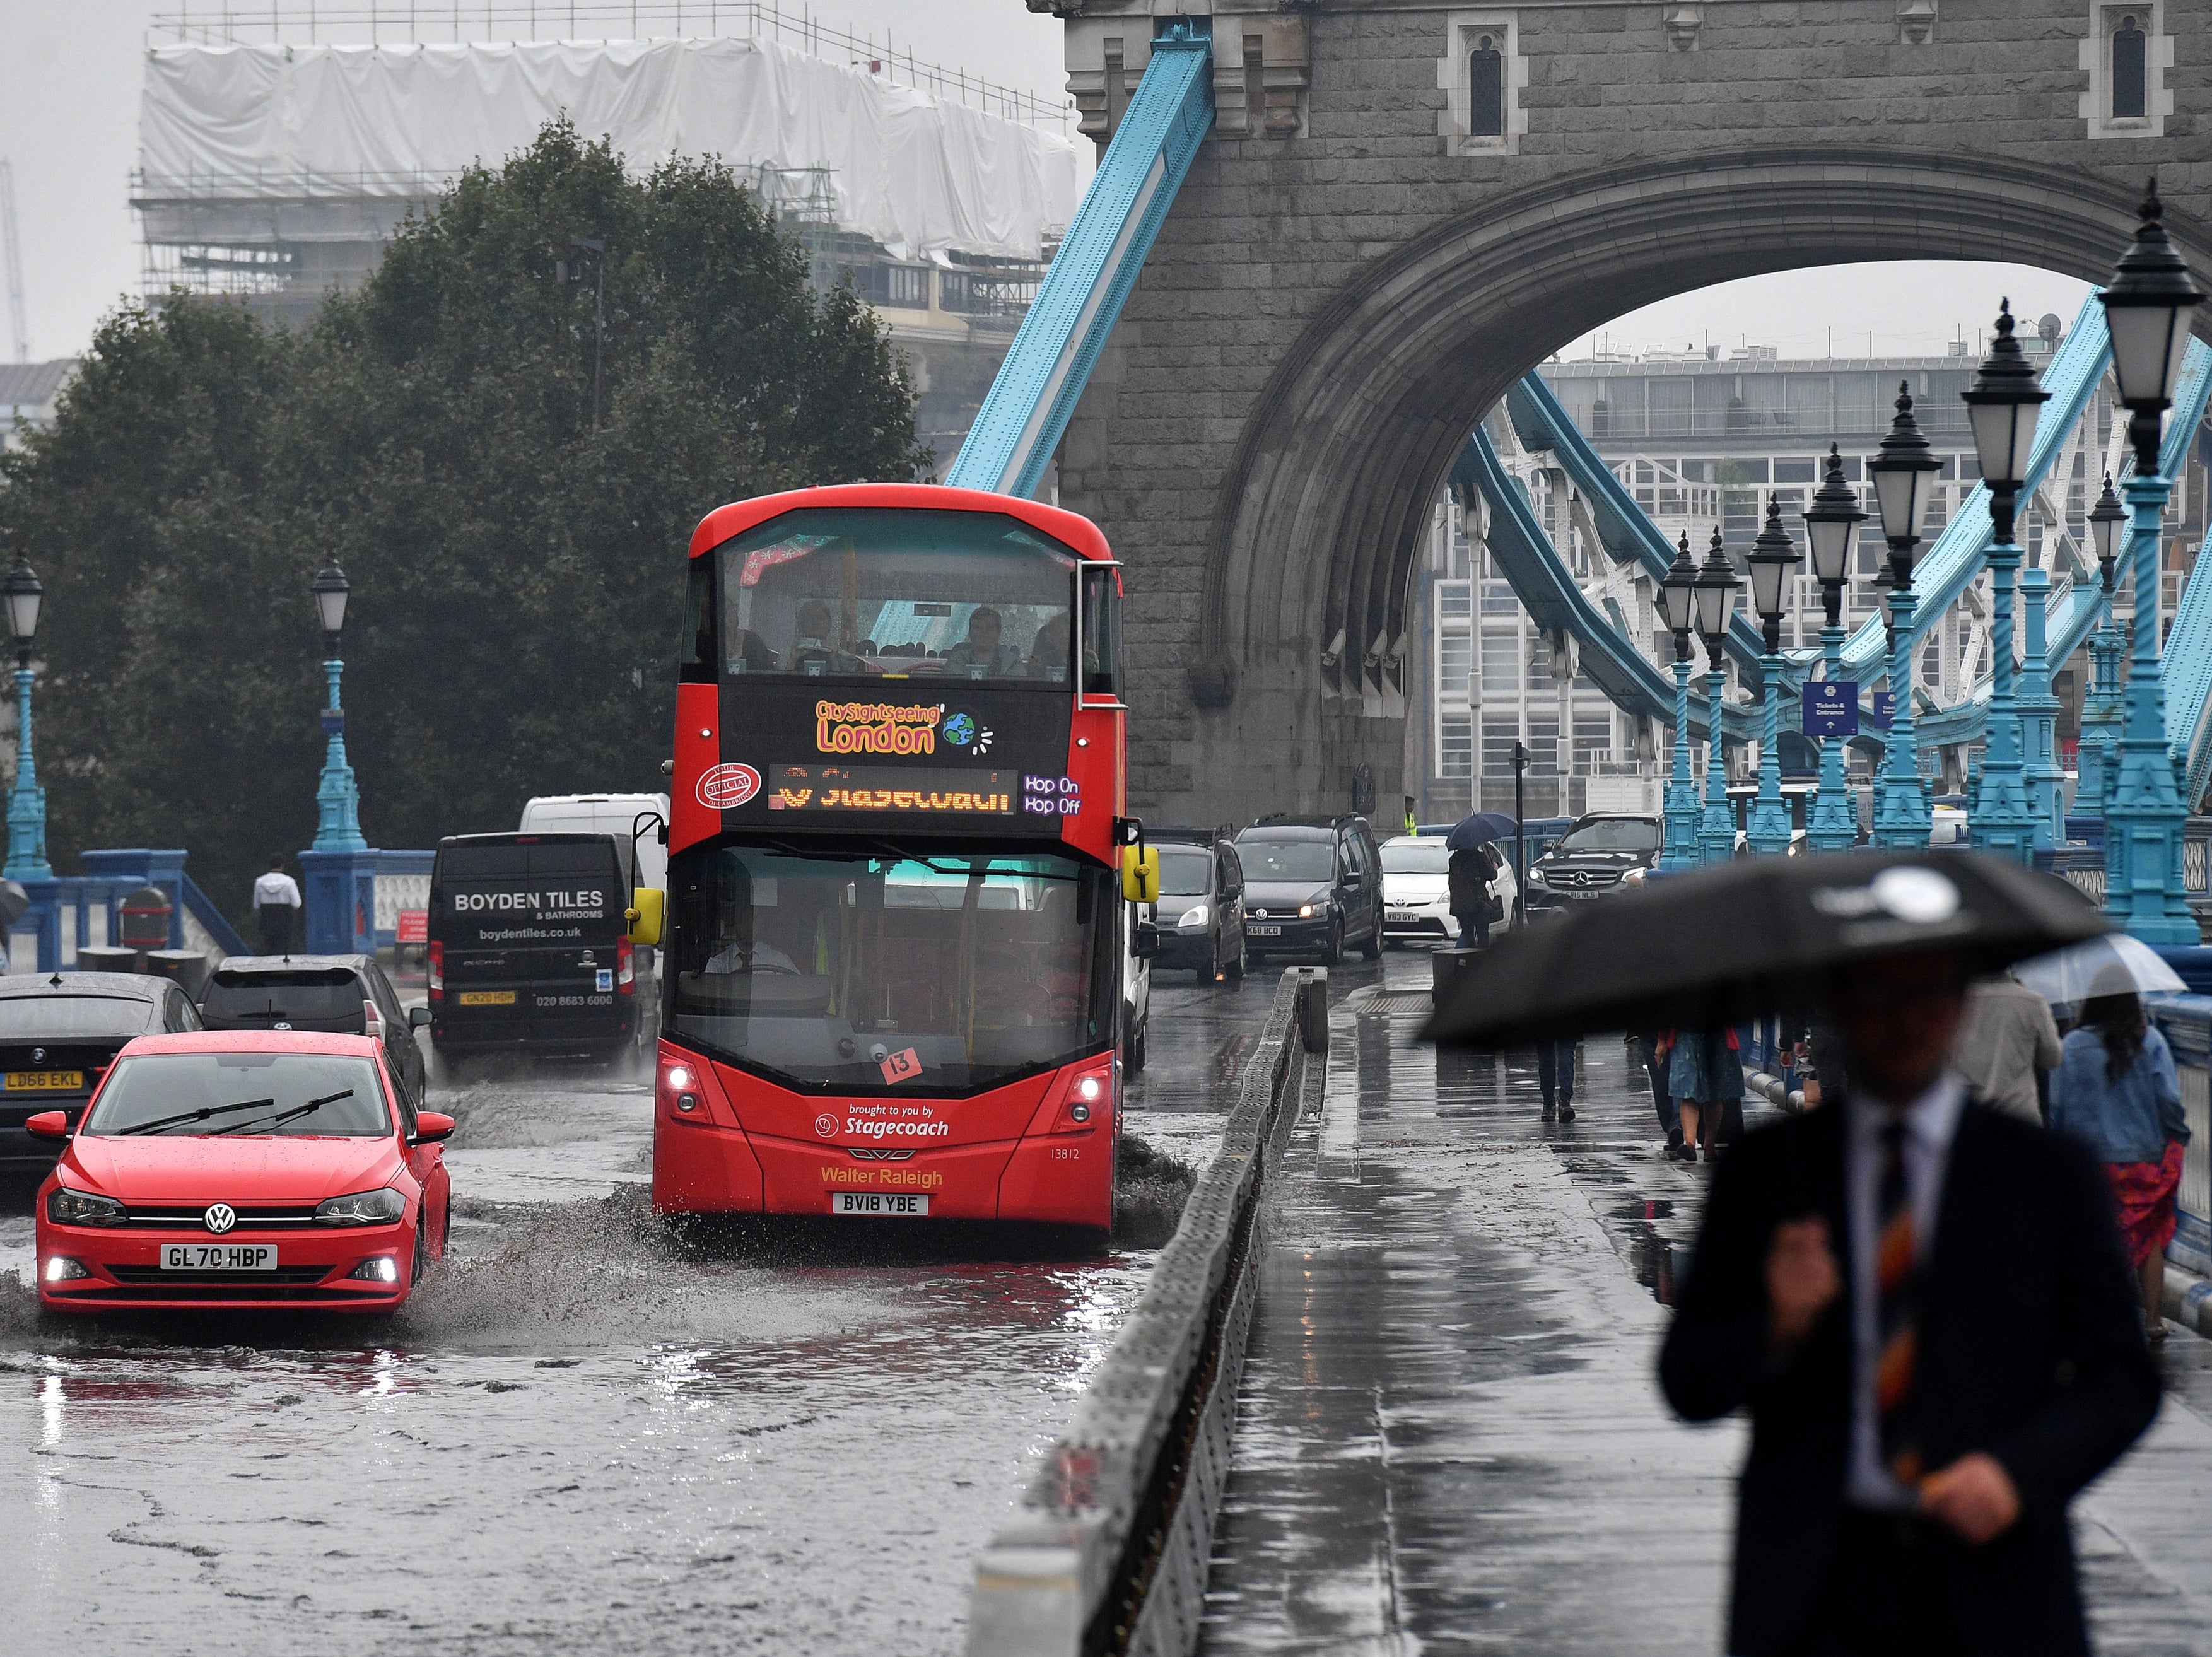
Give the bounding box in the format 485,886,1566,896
968,966,1326,1657
2163,1261,2212,1340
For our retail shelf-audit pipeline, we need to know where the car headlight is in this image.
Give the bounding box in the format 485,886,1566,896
1178,902,1210,930
46,1186,126,1227
1526,868,1547,887
1297,903,1316,918
315,1187,407,1227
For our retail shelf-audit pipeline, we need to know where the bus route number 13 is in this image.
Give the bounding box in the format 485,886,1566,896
880,1046,922,1084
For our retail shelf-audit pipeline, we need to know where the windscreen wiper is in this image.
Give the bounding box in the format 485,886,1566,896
115,1097,276,1136
206,1088,356,1136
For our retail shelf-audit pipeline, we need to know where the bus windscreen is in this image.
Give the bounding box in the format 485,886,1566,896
666,843,1116,1094
708,508,1079,685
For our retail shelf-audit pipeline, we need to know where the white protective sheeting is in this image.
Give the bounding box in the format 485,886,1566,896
140,37,1087,261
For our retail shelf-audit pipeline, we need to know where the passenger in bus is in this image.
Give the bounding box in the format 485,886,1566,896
941,606,1020,677
1025,624,1069,681
789,599,869,676
729,626,776,674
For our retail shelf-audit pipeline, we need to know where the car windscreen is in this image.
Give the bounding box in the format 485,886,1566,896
0,995,152,1039
1156,848,1212,898
201,969,364,1026
668,841,1116,1095
1236,838,1335,883
1381,842,1450,875
1556,820,1661,853
710,508,1080,686
84,1052,390,1137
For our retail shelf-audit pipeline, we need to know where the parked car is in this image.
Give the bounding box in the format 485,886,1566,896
1147,831,1248,980
201,954,428,1110
1235,815,1384,964
1524,814,1663,911
30,1030,451,1312
0,973,202,1171
1380,834,1518,943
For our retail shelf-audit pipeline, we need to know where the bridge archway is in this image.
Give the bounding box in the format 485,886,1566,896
1116,149,2201,824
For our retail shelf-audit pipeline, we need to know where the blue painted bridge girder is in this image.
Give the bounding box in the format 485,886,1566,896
944,22,1212,499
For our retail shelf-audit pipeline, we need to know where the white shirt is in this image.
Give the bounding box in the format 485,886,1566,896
1843,1073,1966,1509
252,872,303,908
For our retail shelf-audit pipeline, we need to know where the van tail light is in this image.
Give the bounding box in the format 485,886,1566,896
1046,1056,1117,1135
428,941,444,1002
616,935,635,995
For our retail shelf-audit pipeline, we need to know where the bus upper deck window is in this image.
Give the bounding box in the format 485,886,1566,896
1079,566,1120,701
681,556,717,682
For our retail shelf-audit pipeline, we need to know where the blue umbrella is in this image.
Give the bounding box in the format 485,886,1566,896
1446,811,1521,852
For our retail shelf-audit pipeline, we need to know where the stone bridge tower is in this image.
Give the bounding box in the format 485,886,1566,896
1032,0,2209,826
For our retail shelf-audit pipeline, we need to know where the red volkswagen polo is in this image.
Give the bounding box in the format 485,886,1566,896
30,1031,452,1312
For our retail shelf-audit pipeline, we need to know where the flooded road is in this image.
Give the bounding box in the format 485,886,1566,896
0,967,1290,1654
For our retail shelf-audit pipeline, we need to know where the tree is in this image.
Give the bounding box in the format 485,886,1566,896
0,122,923,923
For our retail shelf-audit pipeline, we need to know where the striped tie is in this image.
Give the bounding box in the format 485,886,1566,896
1875,1119,1922,1487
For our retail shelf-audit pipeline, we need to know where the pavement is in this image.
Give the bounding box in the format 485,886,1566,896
1201,946,2212,1656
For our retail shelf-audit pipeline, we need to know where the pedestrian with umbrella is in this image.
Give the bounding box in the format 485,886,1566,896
1445,811,1516,949
1427,851,2158,1656
2040,951,2192,1344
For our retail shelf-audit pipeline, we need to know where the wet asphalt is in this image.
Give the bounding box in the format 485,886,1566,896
0,968,1268,1655
1201,946,2212,1656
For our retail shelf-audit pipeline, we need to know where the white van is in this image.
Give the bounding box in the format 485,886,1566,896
518,793,672,891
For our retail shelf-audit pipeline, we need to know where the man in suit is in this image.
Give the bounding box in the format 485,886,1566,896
1659,948,2160,1656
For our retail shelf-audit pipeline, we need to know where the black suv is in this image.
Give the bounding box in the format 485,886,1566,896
1234,814,1384,965
201,954,429,1108
1147,827,1248,981
0,973,202,1169
1524,814,1663,913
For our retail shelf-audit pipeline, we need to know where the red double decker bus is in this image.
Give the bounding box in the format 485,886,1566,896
649,484,1145,1231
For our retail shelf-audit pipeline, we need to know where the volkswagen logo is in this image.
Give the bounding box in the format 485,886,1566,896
204,1203,238,1234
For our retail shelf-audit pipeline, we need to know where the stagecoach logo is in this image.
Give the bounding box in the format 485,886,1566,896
697,762,762,810
816,700,942,756
814,1113,838,1140
203,1203,237,1234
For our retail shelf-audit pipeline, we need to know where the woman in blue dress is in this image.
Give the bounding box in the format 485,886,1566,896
1663,1027,1743,1162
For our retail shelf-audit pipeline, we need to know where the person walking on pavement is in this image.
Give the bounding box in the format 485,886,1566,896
1661,949,2160,1657
1635,1030,1683,1157
1536,1038,1576,1123
1448,845,1494,949
1665,1026,1742,1162
254,858,302,956
2049,989,2191,1344
1950,971,2063,1124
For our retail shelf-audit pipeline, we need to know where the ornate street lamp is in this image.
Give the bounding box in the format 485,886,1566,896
1743,498,1798,855
2076,472,2129,819
1694,527,1741,864
1866,383,1943,847
1,554,49,880
310,559,367,855
2097,180,2204,941
1801,445,1865,850
1657,532,1703,872
1963,300,2050,864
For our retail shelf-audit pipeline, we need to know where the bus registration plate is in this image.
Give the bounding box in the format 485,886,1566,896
829,1192,930,1217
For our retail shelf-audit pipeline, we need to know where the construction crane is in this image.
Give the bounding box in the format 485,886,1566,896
0,160,26,362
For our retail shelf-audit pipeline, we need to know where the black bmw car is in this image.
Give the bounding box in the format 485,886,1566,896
0,972,202,1170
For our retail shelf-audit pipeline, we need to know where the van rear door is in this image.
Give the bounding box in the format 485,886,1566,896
431,836,625,1049
517,838,626,1046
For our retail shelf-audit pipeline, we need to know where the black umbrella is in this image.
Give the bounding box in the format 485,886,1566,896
1445,811,1522,852
1423,850,2109,1048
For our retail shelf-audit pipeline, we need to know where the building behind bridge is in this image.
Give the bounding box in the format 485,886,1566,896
1410,331,2212,823
130,6,1086,462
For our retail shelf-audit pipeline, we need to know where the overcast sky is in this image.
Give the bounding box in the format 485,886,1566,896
0,4,2100,366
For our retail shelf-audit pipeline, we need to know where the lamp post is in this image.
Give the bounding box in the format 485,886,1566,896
310,559,368,854
1744,497,1799,854
2096,181,2203,942
1694,527,1742,864
1657,532,1704,872
1,554,48,881
1866,383,1943,848
1801,445,1866,850
2076,474,2128,820
1961,300,2051,864
2018,566,2064,851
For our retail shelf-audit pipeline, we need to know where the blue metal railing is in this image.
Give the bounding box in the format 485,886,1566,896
944,21,1212,499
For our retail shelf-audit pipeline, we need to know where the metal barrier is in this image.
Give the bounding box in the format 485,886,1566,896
968,966,1326,1657
2153,996,2212,1279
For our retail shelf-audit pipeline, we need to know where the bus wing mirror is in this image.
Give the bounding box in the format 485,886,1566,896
627,887,665,947
1120,846,1159,905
